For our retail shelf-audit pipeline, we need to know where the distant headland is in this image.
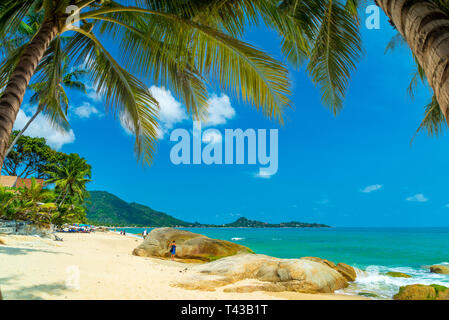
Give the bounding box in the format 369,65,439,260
85,191,331,228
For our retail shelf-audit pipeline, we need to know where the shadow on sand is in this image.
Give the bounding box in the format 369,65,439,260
2,282,69,299
0,245,72,256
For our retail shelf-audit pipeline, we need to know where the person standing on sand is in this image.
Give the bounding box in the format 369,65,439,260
143,229,148,239
169,241,176,261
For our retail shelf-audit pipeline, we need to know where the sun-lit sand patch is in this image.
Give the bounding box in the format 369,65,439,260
0,232,366,300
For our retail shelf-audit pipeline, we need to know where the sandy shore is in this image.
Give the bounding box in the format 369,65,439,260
0,232,366,300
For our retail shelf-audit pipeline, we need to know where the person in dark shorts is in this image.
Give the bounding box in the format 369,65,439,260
169,240,176,261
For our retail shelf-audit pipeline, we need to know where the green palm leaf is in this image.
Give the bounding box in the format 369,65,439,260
307,0,362,114
66,27,160,164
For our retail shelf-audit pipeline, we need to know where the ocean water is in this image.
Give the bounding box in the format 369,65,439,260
115,227,449,299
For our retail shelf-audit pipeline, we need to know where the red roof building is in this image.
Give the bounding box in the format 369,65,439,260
0,175,45,188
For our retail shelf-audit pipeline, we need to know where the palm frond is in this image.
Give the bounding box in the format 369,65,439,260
31,36,71,132
92,12,209,117
385,33,406,54
80,3,291,123
307,0,362,114
66,28,160,164
0,43,28,92
411,96,447,143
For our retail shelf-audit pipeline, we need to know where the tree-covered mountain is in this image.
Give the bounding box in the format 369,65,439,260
85,191,331,228
85,191,192,227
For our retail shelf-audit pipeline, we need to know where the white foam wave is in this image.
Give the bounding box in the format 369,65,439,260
337,264,449,299
231,237,245,241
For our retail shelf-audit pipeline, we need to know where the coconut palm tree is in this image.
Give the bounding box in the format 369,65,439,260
376,0,449,127
4,63,87,159
1,8,82,158
45,153,91,208
15,177,55,222
0,0,300,169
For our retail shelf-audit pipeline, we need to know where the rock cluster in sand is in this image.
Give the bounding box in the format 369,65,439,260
173,253,356,294
132,227,253,261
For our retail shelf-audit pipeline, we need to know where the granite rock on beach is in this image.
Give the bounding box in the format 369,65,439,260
300,257,357,282
393,284,449,300
173,253,354,294
132,228,358,294
132,227,253,261
429,265,449,274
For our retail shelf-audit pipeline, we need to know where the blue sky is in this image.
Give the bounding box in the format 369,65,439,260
15,6,449,227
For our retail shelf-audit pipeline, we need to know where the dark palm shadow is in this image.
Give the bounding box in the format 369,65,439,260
0,274,20,286
0,246,72,256
3,282,68,300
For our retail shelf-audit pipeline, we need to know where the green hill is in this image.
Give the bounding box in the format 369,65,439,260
85,191,331,228
85,191,191,227
223,217,330,228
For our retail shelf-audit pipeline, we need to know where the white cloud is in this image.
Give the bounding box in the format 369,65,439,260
406,194,429,203
204,94,235,126
202,130,222,144
150,86,188,130
361,184,383,193
14,109,75,150
118,88,235,139
86,85,102,102
73,102,101,119
120,86,188,139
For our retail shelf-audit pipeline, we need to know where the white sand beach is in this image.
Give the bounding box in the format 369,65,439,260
0,232,366,300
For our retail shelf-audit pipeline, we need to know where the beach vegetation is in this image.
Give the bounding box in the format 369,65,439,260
2,133,68,179
0,135,91,227
46,153,92,208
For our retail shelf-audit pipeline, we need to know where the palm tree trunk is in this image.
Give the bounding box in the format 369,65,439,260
4,106,43,158
59,188,69,208
0,19,58,169
54,186,66,205
377,0,449,124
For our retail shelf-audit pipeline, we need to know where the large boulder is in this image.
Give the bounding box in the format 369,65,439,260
394,284,449,300
430,265,449,274
132,228,253,261
174,254,349,294
301,257,357,282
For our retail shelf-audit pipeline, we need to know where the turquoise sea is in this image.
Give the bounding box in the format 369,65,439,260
115,227,449,299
